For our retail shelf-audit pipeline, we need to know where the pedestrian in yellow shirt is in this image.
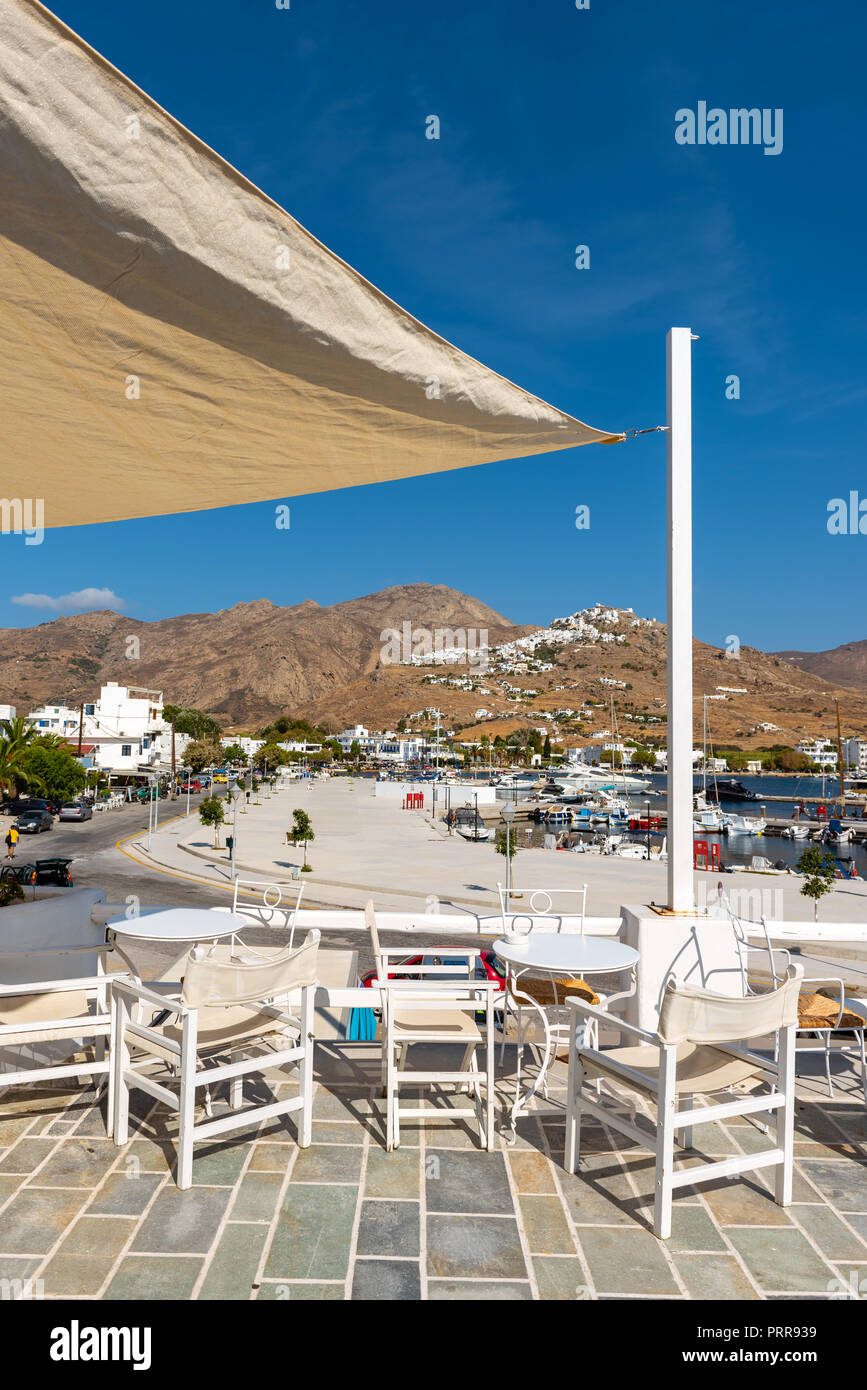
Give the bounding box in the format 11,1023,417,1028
5,824,19,859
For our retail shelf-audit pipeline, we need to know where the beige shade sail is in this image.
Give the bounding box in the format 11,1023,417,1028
0,0,622,530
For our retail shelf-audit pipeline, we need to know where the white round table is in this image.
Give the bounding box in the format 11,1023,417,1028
493,934,639,1139
494,935,638,977
106,908,247,979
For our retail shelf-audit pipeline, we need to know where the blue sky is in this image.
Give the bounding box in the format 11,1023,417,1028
7,0,866,653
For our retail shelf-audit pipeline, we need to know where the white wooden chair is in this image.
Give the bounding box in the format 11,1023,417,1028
231,878,304,948
564,963,803,1239
381,966,497,1152
111,931,319,1188
0,940,126,1130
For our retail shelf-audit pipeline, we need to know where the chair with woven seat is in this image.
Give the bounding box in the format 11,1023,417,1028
732,915,867,1107
381,965,497,1151
111,931,320,1188
564,963,803,1239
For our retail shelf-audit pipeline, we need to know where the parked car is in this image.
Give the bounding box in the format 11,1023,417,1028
15,808,54,833
1,857,73,886
59,802,93,822
1,797,49,817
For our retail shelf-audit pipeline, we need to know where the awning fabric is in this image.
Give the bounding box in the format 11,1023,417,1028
0,0,621,529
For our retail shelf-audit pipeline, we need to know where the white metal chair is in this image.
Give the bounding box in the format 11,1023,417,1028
564,963,803,1239
494,884,631,1088
740,915,867,1107
111,931,319,1188
231,878,304,948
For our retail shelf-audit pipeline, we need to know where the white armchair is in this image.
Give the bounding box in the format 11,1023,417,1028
111,931,319,1188
564,963,803,1239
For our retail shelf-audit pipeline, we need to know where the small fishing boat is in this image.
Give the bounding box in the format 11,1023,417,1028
726,814,766,835
782,824,810,840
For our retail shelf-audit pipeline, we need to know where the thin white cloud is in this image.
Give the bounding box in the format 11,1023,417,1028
10,587,126,614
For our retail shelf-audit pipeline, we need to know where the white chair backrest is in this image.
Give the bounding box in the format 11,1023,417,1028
658,962,803,1045
182,930,319,1009
497,883,587,936
231,878,304,948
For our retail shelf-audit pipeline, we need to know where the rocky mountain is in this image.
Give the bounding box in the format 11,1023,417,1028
0,584,531,729
1,587,865,747
773,640,867,692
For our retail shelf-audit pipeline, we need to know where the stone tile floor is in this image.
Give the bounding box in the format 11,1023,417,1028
1,1051,866,1301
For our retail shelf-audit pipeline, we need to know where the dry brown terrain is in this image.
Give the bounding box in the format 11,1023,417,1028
0,587,864,745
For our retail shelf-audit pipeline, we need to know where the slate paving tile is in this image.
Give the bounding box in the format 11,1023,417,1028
428,1279,532,1300
701,1176,793,1226
727,1227,837,1293
264,1183,357,1280
666,1204,728,1253
189,1140,253,1186
533,1255,591,1301
230,1171,284,1223
88,1171,162,1217
0,1174,22,1207
364,1145,419,1199
103,1255,203,1300
121,1138,175,1174
425,1150,513,1214
0,1188,88,1254
311,1121,364,1145
672,1252,759,1300
518,1195,575,1254
351,1259,421,1300
0,1137,57,1175
131,1187,231,1255
792,1204,867,1262
427,1215,526,1280
257,1280,345,1300
55,1216,134,1259
0,1112,43,1147
41,1254,116,1297
198,1222,269,1300
798,1160,867,1211
311,1089,373,1122
558,1156,641,1226
248,1143,292,1172
0,1256,42,1290
356,1200,420,1258
578,1227,680,1296
28,1138,116,1188
508,1150,556,1194
290,1144,363,1184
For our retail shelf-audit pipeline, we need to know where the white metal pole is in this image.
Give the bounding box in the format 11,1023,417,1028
666,327,695,913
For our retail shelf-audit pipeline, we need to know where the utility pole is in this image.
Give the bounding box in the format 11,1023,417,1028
77,701,84,756
171,718,176,778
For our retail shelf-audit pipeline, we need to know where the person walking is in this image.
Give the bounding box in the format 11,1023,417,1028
5,823,19,860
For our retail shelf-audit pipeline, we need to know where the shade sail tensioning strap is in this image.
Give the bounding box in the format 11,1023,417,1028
0,0,622,529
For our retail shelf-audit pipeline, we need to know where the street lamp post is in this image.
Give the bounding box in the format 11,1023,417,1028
230,786,243,879
501,803,516,911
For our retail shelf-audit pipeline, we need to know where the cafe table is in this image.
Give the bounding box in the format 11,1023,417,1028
493,933,639,1139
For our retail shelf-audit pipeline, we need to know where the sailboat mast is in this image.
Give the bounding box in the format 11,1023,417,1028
836,700,845,807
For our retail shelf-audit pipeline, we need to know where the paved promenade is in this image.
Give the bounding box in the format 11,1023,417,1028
125,778,867,924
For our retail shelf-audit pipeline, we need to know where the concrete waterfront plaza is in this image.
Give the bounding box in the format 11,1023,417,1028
140,778,867,922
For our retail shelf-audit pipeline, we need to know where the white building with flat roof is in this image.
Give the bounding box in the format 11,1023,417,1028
28,682,177,775
842,737,867,774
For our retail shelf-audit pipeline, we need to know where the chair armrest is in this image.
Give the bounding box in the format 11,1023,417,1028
799,977,848,1028
565,995,659,1043
0,972,130,997
112,977,188,1015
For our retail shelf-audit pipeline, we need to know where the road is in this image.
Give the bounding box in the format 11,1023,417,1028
3,793,228,908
